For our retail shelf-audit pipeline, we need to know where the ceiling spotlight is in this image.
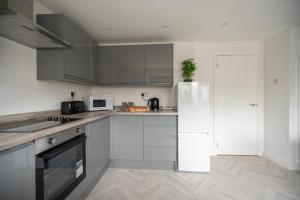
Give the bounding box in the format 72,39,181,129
162,25,169,29
221,22,229,26
105,27,112,31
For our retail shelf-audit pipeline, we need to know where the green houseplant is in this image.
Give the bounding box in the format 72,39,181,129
182,58,197,82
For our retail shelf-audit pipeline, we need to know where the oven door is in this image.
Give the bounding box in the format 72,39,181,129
36,134,86,200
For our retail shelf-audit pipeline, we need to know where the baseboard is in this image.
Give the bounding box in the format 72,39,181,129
288,161,300,171
109,159,176,170
263,151,290,169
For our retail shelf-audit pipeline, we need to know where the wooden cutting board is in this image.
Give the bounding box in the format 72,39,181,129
126,106,150,112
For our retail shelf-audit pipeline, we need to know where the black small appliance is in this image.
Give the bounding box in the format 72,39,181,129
61,101,85,114
148,98,160,111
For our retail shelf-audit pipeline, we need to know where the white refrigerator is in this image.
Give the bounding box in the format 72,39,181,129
177,82,210,172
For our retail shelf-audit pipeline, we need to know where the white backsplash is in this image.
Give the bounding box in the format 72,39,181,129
91,87,176,107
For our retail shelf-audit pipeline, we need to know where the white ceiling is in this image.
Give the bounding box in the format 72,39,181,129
40,0,300,43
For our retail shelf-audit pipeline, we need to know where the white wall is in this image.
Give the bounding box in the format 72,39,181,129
294,27,300,169
0,37,91,116
264,30,290,168
264,27,300,170
289,27,300,170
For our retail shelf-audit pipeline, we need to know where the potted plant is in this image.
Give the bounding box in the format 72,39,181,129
182,58,197,82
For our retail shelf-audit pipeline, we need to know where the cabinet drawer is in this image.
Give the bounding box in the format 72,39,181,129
144,126,176,136
144,136,176,148
144,148,176,161
144,116,176,126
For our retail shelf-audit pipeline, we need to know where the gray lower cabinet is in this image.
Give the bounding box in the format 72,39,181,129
86,117,110,184
0,143,35,200
143,116,177,161
145,44,173,85
66,117,110,200
111,115,177,166
36,14,98,85
111,116,144,160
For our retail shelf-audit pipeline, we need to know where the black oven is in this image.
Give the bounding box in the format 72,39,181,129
36,133,86,200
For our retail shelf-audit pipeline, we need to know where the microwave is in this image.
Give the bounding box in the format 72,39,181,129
84,96,114,111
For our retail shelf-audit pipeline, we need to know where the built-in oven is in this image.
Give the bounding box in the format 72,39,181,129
35,126,86,200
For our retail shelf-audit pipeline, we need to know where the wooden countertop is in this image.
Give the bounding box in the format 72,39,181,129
0,110,177,152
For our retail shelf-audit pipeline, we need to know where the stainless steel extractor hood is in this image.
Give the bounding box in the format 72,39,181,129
0,0,72,48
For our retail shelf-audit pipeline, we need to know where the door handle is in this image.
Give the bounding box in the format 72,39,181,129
248,104,258,107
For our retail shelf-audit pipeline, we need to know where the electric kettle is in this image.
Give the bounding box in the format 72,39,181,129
148,98,160,111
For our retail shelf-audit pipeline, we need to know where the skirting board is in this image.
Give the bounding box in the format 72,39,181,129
263,151,290,170
109,159,176,170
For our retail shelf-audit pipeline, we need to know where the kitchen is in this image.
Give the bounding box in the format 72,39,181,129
0,0,300,200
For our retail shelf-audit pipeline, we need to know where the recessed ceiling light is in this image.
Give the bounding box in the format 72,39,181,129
221,22,229,26
105,27,112,31
162,25,169,29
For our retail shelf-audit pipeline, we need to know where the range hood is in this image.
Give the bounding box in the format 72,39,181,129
0,0,72,48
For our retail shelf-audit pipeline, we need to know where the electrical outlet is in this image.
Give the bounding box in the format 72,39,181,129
141,92,149,99
71,91,77,100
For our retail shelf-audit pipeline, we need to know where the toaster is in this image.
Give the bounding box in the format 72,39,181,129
61,101,85,114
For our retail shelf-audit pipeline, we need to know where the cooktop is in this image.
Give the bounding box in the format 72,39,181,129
0,116,80,133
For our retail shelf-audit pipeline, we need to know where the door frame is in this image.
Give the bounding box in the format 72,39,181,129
212,51,264,156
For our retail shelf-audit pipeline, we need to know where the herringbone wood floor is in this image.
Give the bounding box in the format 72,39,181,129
86,156,300,200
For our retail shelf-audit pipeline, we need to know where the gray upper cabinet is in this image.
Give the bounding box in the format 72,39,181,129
111,116,143,160
0,143,35,200
145,44,173,85
118,45,145,84
99,46,118,84
63,18,91,81
98,44,173,86
36,14,98,85
5,0,34,20
91,40,99,83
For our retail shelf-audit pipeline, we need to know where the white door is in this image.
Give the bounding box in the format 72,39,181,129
178,132,210,172
215,55,258,155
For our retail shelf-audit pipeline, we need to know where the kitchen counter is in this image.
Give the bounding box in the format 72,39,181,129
113,109,178,116
0,110,177,152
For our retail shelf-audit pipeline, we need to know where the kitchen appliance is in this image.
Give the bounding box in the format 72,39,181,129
35,126,86,200
148,98,159,111
61,101,85,114
0,0,71,48
84,96,114,111
177,82,210,172
0,116,81,133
